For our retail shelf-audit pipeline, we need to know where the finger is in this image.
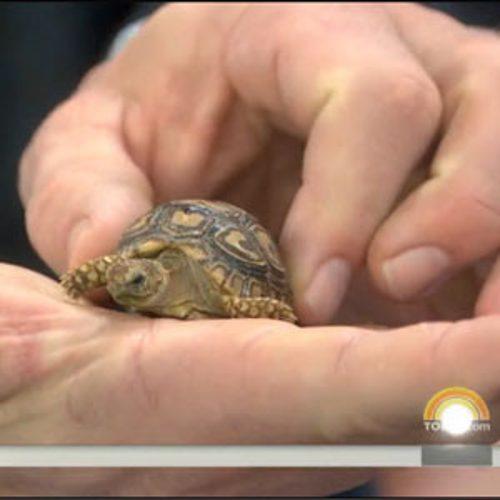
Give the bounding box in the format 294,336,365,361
101,316,500,445
102,3,259,201
4,263,500,446
369,82,500,299
475,253,500,315
367,11,500,302
225,4,442,325
19,86,153,274
18,4,254,275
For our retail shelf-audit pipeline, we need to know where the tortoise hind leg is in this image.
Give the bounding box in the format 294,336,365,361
222,296,298,323
60,254,123,298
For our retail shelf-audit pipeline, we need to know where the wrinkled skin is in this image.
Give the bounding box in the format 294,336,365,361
9,2,500,496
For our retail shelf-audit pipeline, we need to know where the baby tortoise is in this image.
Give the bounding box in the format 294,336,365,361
60,200,297,323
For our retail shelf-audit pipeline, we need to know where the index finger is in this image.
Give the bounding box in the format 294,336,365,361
18,83,153,274
18,3,245,275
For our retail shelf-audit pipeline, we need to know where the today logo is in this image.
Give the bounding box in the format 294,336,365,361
423,386,491,435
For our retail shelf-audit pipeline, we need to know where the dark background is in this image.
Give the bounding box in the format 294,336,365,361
1,2,499,277
1,1,161,275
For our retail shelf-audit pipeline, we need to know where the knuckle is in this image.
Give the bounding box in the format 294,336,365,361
469,188,500,222
19,90,123,203
43,90,122,133
372,70,442,126
22,94,88,172
19,96,79,202
18,100,69,203
452,172,500,224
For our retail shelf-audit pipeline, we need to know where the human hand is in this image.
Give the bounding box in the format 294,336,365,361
13,2,500,495
2,262,500,496
19,2,500,326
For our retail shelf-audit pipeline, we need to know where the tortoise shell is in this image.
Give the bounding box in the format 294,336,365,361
118,199,293,305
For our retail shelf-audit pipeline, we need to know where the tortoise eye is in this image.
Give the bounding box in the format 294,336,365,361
130,274,146,286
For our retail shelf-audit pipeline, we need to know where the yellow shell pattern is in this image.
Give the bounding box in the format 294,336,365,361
118,200,293,305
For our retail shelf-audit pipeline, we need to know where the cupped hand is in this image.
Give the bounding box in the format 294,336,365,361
2,262,500,496
19,2,500,326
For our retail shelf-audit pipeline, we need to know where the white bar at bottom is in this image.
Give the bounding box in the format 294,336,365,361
0,445,421,467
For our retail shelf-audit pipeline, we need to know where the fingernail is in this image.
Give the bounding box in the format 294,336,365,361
382,246,451,300
302,258,351,325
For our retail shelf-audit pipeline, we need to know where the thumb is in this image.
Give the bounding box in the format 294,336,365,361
18,85,152,275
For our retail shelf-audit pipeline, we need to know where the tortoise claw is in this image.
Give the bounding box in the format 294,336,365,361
59,254,123,298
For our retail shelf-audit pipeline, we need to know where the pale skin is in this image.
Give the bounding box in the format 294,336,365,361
8,2,500,496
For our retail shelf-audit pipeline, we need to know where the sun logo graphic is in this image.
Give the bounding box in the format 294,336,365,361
423,386,491,436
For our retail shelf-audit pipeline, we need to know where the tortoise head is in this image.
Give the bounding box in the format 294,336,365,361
106,258,170,311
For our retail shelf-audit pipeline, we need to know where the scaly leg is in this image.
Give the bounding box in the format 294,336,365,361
60,254,124,298
222,296,298,323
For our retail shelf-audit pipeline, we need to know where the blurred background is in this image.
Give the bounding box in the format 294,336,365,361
1,2,499,277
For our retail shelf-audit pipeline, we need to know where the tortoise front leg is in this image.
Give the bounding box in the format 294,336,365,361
222,296,298,324
60,255,124,298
